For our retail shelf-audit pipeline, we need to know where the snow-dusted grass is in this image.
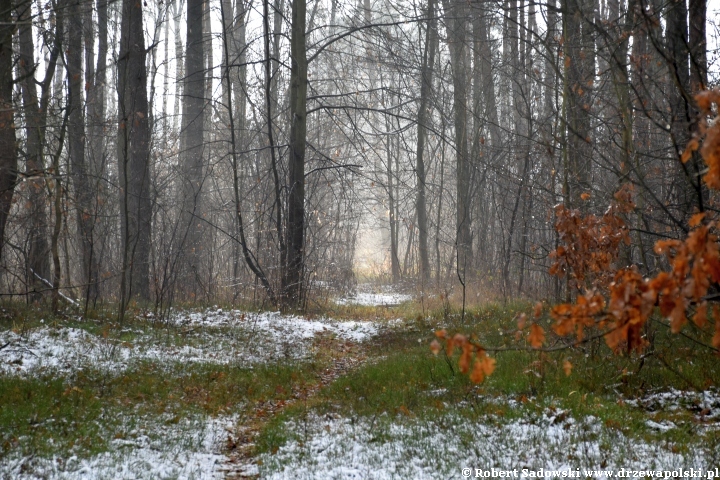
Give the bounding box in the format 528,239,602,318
0,306,388,479
252,299,720,479
259,410,716,479
0,309,382,376
3,299,720,479
170,308,381,342
335,284,413,306
1,412,236,479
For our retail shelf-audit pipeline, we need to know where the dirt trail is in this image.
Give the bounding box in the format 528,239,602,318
220,334,370,479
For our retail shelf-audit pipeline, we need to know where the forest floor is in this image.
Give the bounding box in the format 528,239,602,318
1,286,719,479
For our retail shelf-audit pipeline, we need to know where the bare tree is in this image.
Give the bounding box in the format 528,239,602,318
282,0,308,308
415,0,437,282
178,0,206,295
117,0,152,306
441,0,473,283
0,0,16,264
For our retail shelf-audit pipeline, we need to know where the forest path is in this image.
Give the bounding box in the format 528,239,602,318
221,331,374,479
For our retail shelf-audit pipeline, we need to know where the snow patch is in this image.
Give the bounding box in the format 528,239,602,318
335,284,412,306
0,310,382,376
1,414,235,480
259,413,708,479
170,309,381,342
626,388,720,420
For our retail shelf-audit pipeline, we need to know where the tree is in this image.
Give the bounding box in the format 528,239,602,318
117,0,152,305
84,0,110,304
178,0,206,295
0,0,16,264
441,0,473,283
17,0,62,298
562,0,594,209
67,0,99,304
0,0,714,311
282,0,308,308
415,0,437,283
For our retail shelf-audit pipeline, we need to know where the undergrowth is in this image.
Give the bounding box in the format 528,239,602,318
1,297,718,472
257,301,720,457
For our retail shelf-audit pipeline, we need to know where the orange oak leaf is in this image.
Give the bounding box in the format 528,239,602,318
470,359,485,384
458,345,472,374
689,212,706,227
430,339,441,356
529,324,545,348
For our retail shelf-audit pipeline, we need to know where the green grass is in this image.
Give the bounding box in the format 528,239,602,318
2,299,719,469
256,301,720,456
0,359,317,460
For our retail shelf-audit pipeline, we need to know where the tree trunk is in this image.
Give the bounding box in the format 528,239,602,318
282,0,307,308
220,0,277,304
387,131,400,283
415,0,437,282
0,0,16,264
442,0,473,283
172,0,185,133
688,0,706,92
117,0,152,303
179,0,206,295
17,0,53,299
670,0,702,213
68,0,98,304
232,0,248,294
476,0,501,149
562,0,593,209
263,0,285,297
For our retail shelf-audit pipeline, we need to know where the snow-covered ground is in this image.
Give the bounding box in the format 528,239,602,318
335,284,413,306
171,308,381,342
1,413,236,479
626,388,720,420
0,308,386,479
0,309,382,376
259,410,713,479
3,305,717,479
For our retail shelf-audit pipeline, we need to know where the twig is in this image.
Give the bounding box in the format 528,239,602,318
30,268,80,308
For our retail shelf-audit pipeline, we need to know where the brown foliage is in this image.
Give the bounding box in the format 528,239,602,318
434,90,720,383
544,90,720,353
549,184,634,291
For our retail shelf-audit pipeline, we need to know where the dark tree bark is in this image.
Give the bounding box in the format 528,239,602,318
386,111,400,283
689,0,706,92
84,0,109,303
231,0,248,294
665,0,697,212
179,0,206,294
219,0,277,304
475,0,501,149
562,0,594,209
117,0,152,303
0,0,16,264
262,0,285,299
282,0,308,308
415,0,437,282
172,0,185,132
67,0,98,303
17,0,57,298
441,0,473,282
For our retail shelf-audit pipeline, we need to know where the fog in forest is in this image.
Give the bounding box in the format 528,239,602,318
0,0,718,311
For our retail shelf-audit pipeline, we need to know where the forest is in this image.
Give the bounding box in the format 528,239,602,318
1,0,720,476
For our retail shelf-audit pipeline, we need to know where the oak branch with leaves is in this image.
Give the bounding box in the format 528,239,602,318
433,90,720,383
